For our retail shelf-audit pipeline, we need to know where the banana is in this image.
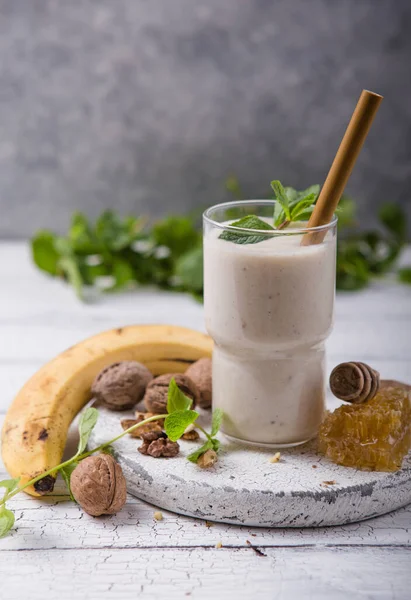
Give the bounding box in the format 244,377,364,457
1,324,213,497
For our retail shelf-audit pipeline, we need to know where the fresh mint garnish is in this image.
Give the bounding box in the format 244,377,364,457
60,462,79,501
0,379,224,537
76,407,99,455
0,478,20,494
0,507,15,538
164,410,199,442
219,215,274,245
271,180,320,228
188,408,223,464
210,408,223,437
167,377,193,413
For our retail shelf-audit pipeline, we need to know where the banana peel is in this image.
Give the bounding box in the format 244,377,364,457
1,324,212,496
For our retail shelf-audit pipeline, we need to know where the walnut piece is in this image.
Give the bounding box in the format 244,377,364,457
143,373,199,413
92,361,153,410
138,436,180,458
70,454,127,517
120,418,163,439
185,358,212,409
182,430,200,441
135,411,165,428
197,449,218,468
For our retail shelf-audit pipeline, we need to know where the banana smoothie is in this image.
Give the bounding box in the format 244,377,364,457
203,204,336,447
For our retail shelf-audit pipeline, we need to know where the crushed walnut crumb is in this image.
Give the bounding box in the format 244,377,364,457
154,511,163,521
215,541,222,549
269,452,281,463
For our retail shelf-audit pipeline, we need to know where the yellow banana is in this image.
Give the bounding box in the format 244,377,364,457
1,324,212,496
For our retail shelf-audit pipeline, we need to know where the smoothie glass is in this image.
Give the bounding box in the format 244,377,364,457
203,200,337,448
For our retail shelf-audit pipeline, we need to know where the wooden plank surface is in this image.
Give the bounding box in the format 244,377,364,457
0,547,409,600
1,242,411,599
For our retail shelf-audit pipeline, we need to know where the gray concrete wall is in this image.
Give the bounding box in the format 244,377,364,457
0,0,410,238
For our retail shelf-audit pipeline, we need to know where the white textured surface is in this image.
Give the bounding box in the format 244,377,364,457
90,406,411,527
1,242,411,598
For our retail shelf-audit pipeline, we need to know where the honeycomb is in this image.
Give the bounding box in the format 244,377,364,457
318,386,411,471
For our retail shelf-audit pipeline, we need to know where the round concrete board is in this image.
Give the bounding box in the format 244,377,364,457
89,406,411,528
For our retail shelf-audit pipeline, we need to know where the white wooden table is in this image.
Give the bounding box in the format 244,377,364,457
1,242,410,600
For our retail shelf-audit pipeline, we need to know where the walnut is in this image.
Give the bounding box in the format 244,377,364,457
182,430,200,441
120,418,163,439
135,411,165,428
70,455,127,517
92,361,153,410
185,358,212,409
138,436,180,458
143,373,199,413
197,449,218,468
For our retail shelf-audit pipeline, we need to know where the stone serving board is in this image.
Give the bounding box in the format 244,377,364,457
89,406,411,528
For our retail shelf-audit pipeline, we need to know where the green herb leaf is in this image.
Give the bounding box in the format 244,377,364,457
336,196,356,230
379,203,407,242
31,231,60,275
219,215,274,245
175,246,203,292
100,445,116,458
152,216,201,258
0,478,20,494
0,507,15,538
187,440,214,463
77,407,99,455
398,266,411,284
211,438,221,452
290,193,316,220
60,462,79,501
225,175,244,200
164,410,199,442
271,180,291,222
167,378,193,413
58,255,85,300
210,408,223,437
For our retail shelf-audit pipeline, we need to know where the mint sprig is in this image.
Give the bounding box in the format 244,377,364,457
0,379,222,537
271,180,320,229
188,408,223,463
219,215,274,245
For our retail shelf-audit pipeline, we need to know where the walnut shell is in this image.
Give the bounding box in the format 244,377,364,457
143,373,199,413
185,358,212,409
92,361,153,410
71,455,127,517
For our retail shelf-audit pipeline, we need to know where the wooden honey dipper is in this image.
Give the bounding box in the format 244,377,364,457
330,362,380,404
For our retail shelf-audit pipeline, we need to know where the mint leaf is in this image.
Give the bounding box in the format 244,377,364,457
290,193,316,220
60,462,79,502
296,184,320,201
211,438,221,452
398,267,411,284
210,408,223,437
31,231,60,275
219,215,274,245
187,440,213,463
175,246,203,292
225,175,244,200
271,180,291,221
0,508,15,538
167,378,193,413
379,203,407,243
100,445,116,456
58,256,85,300
164,410,199,442
77,407,99,455
0,478,20,494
